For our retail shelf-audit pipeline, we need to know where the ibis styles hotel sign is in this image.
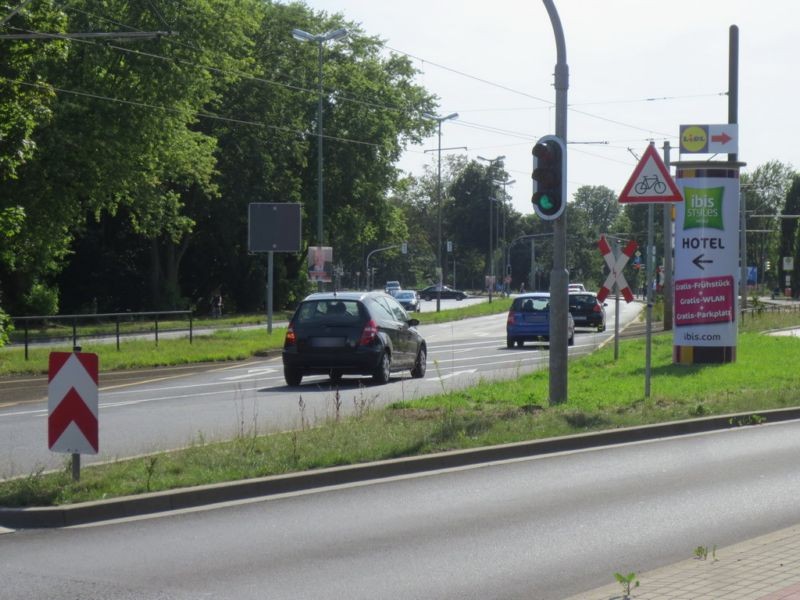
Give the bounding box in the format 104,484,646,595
673,162,743,365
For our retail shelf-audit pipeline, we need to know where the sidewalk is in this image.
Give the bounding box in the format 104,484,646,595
564,523,800,600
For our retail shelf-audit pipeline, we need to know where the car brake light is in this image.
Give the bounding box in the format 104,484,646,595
284,324,296,346
593,303,602,313
358,319,379,346
506,312,515,326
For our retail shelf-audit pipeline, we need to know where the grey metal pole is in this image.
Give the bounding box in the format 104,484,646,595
316,41,324,247
530,239,535,292
267,251,273,334
488,197,493,303
614,240,620,361
543,0,569,405
645,201,654,398
315,42,324,293
437,120,442,313
72,343,81,482
662,141,673,330
740,188,747,312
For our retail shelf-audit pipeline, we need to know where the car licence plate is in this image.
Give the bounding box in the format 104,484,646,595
310,337,346,348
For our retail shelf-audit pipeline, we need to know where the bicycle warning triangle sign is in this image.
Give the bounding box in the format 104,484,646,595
619,143,683,203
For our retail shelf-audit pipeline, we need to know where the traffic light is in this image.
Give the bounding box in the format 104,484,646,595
531,135,566,220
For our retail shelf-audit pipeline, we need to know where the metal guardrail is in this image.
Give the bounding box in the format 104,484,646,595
10,310,193,360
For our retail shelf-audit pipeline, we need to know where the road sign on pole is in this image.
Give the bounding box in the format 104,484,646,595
597,234,638,303
619,144,683,204
679,124,738,155
48,351,99,454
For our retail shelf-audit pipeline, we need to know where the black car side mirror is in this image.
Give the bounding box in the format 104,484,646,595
408,318,420,327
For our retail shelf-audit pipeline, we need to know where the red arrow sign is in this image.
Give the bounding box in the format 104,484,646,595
48,352,99,454
711,132,732,145
49,387,98,452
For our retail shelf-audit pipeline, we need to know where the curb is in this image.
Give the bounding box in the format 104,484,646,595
3,406,800,529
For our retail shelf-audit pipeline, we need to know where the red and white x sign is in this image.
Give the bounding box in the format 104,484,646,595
48,351,99,454
597,235,638,303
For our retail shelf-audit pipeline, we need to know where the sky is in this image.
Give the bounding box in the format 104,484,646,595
290,0,799,216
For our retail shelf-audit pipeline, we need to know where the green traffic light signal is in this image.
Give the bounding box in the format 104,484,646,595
531,135,566,220
537,194,554,211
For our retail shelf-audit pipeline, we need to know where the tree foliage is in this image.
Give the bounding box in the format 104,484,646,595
1,0,436,314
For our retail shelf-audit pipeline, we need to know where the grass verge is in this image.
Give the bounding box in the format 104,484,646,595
2,309,799,507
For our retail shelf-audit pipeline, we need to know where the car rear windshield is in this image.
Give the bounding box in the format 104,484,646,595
294,300,363,324
569,294,596,308
511,297,549,312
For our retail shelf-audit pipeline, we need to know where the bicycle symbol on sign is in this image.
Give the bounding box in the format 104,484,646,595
634,175,667,195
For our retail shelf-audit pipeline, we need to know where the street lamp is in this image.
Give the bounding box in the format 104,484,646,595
423,111,459,312
291,27,348,258
478,155,506,298
494,178,515,294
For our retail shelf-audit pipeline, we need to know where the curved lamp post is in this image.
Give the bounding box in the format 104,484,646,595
494,178,515,294
291,27,348,255
477,155,505,300
423,111,459,312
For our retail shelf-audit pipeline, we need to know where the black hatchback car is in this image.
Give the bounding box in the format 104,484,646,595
419,285,467,301
568,291,607,331
282,291,427,386
391,289,421,312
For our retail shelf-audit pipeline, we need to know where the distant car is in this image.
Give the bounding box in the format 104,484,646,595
569,291,606,332
568,283,586,292
384,280,401,294
393,290,421,312
419,285,467,301
282,291,427,386
506,292,574,348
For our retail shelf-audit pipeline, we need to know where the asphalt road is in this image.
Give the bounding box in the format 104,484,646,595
0,299,643,477
3,420,800,599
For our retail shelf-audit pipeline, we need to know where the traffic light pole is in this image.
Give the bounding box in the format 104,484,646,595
543,0,569,405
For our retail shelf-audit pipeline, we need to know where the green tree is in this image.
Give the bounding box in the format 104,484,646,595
2,0,260,311
0,0,67,180
568,185,629,288
742,161,795,288
780,175,800,294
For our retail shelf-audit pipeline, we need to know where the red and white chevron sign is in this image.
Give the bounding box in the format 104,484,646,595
597,235,638,304
48,352,99,454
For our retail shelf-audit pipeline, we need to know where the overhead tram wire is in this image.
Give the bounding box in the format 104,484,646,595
7,20,708,152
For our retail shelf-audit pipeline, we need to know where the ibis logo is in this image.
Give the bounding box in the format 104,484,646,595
683,187,724,231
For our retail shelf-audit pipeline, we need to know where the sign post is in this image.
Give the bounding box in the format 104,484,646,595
48,350,99,481
618,143,682,396
248,203,302,333
598,235,638,361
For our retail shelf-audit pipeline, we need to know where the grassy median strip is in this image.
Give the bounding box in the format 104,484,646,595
1,309,799,507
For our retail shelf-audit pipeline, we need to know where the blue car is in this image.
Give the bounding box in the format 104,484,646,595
506,292,574,348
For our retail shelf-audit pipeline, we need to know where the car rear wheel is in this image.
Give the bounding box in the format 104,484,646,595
373,351,391,384
598,323,606,332
568,331,575,346
284,366,302,386
411,346,427,378
506,336,514,349
516,339,524,348
329,370,343,384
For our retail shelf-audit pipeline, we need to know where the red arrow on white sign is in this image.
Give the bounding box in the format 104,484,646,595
48,352,99,454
